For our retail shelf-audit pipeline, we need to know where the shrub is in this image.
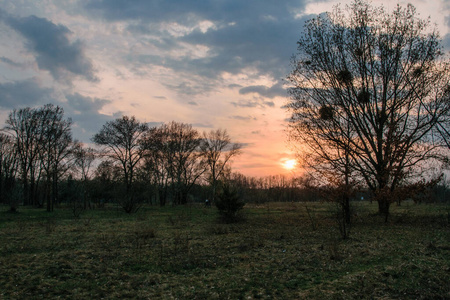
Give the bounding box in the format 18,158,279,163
215,183,245,223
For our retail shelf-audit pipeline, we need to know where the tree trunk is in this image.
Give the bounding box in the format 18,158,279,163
343,194,351,224
378,199,390,222
30,177,36,207
46,179,51,212
159,188,166,206
23,177,30,206
51,172,57,212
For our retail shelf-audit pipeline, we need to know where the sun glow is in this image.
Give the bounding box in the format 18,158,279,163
281,159,297,170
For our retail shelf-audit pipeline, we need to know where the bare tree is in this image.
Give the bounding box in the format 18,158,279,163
0,133,19,211
73,144,96,210
200,129,241,203
141,126,171,206
39,104,73,212
163,122,205,205
432,85,450,149
92,115,148,213
5,107,45,206
287,0,450,220
143,122,205,205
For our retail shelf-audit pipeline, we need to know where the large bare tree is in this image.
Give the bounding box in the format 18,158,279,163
140,126,171,206
0,133,18,211
92,115,148,212
159,121,205,205
5,107,44,206
287,0,450,219
143,122,205,205
200,129,241,203
39,104,74,212
73,144,96,210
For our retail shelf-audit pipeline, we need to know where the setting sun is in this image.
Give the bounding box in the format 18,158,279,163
281,159,297,170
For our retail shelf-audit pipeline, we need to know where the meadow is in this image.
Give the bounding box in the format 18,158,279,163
0,201,449,299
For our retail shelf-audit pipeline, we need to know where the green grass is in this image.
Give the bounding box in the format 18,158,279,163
0,201,449,299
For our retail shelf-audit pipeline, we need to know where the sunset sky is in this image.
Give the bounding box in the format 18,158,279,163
0,0,448,177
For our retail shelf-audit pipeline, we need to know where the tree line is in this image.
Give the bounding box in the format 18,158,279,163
0,104,242,213
0,100,446,217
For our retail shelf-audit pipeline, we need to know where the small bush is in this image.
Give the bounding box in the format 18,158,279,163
215,183,245,223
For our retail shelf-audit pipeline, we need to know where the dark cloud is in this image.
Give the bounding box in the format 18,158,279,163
229,115,257,121
1,11,97,83
84,1,310,95
188,101,198,106
153,96,167,100
239,82,286,99
0,56,23,68
64,93,114,142
65,92,110,113
192,122,213,128
0,78,52,108
179,18,305,80
237,161,273,170
146,121,164,128
230,99,274,108
443,33,450,53
0,81,114,144
85,0,308,33
164,81,215,96
237,142,251,149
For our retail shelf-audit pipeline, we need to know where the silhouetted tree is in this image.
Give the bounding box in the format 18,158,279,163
287,0,450,220
153,122,205,205
39,104,73,212
73,144,96,210
141,126,171,206
215,182,245,223
433,86,450,149
91,160,120,207
5,107,44,206
0,133,19,211
92,115,148,213
201,129,241,204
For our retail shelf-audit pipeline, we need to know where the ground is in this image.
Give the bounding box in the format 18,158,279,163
0,201,449,299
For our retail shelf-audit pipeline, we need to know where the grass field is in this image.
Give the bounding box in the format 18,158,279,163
0,201,449,299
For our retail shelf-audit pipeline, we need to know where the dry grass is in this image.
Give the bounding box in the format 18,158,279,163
0,201,449,299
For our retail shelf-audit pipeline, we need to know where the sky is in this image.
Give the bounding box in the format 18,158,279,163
0,0,448,178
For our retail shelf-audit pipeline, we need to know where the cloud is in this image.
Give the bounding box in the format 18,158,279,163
83,0,310,95
229,115,257,121
0,81,114,144
85,0,306,26
146,121,164,128
0,56,23,68
65,92,110,114
64,93,114,142
1,11,97,83
230,99,274,108
192,122,213,128
164,81,215,96
443,33,450,52
239,82,286,99
0,78,52,108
